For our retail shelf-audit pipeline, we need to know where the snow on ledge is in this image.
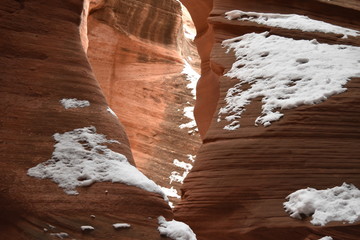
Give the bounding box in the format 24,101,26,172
113,223,131,229
158,216,197,240
225,10,360,38
60,98,90,109
179,61,200,134
319,237,333,240
81,225,94,231
161,186,181,199
283,183,360,226
107,106,118,118
50,232,69,239
219,32,360,129
27,126,166,200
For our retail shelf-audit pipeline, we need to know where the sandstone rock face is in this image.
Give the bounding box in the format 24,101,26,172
0,0,172,239
175,0,360,239
180,0,220,139
2,0,360,239
86,0,201,204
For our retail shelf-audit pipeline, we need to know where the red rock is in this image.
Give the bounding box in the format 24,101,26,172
175,0,360,239
86,0,201,199
0,0,172,239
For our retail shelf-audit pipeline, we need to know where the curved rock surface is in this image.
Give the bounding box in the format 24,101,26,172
86,0,201,202
175,0,360,239
2,0,360,239
0,0,172,239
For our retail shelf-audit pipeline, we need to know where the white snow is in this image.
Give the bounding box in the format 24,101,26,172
179,61,200,134
319,237,333,240
107,107,118,118
27,126,166,200
50,232,69,239
60,98,90,109
225,10,360,38
113,223,131,229
219,32,360,129
170,159,193,184
179,106,197,130
81,225,94,231
161,186,181,199
158,216,197,240
182,60,199,98
187,154,195,162
284,183,360,226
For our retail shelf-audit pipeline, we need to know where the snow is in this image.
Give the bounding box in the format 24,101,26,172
179,106,197,130
113,223,131,229
161,186,181,199
283,183,360,226
107,107,118,118
60,98,90,109
27,126,166,200
81,225,94,231
187,154,195,162
179,61,200,134
182,60,199,98
319,237,333,240
50,232,69,239
219,32,360,129
225,10,360,38
170,159,193,184
158,216,197,240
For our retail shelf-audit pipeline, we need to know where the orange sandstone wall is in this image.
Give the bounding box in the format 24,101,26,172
0,0,171,239
175,0,360,239
86,0,201,199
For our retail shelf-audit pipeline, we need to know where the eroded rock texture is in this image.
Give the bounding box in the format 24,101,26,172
0,0,172,239
175,0,360,240
86,0,201,200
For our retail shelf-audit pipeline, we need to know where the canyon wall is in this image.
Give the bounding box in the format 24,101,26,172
175,0,360,239
1,0,359,239
0,0,172,239
86,0,201,203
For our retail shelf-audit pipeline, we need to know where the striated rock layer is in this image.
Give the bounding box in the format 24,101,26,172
176,0,360,239
0,0,172,239
86,0,201,201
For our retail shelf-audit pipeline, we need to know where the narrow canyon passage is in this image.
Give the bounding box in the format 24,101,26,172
85,0,202,206
0,0,359,240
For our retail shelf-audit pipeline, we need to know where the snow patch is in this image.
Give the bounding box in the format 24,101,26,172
187,154,195,162
60,98,90,109
158,216,197,240
107,107,118,118
182,60,199,98
179,106,197,130
219,32,360,129
50,232,69,239
179,61,200,134
319,237,333,240
81,225,94,231
284,183,360,226
225,10,360,38
113,223,131,229
161,186,181,199
27,126,166,200
170,159,193,184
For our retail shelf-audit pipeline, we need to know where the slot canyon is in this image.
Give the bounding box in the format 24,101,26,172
0,0,359,240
